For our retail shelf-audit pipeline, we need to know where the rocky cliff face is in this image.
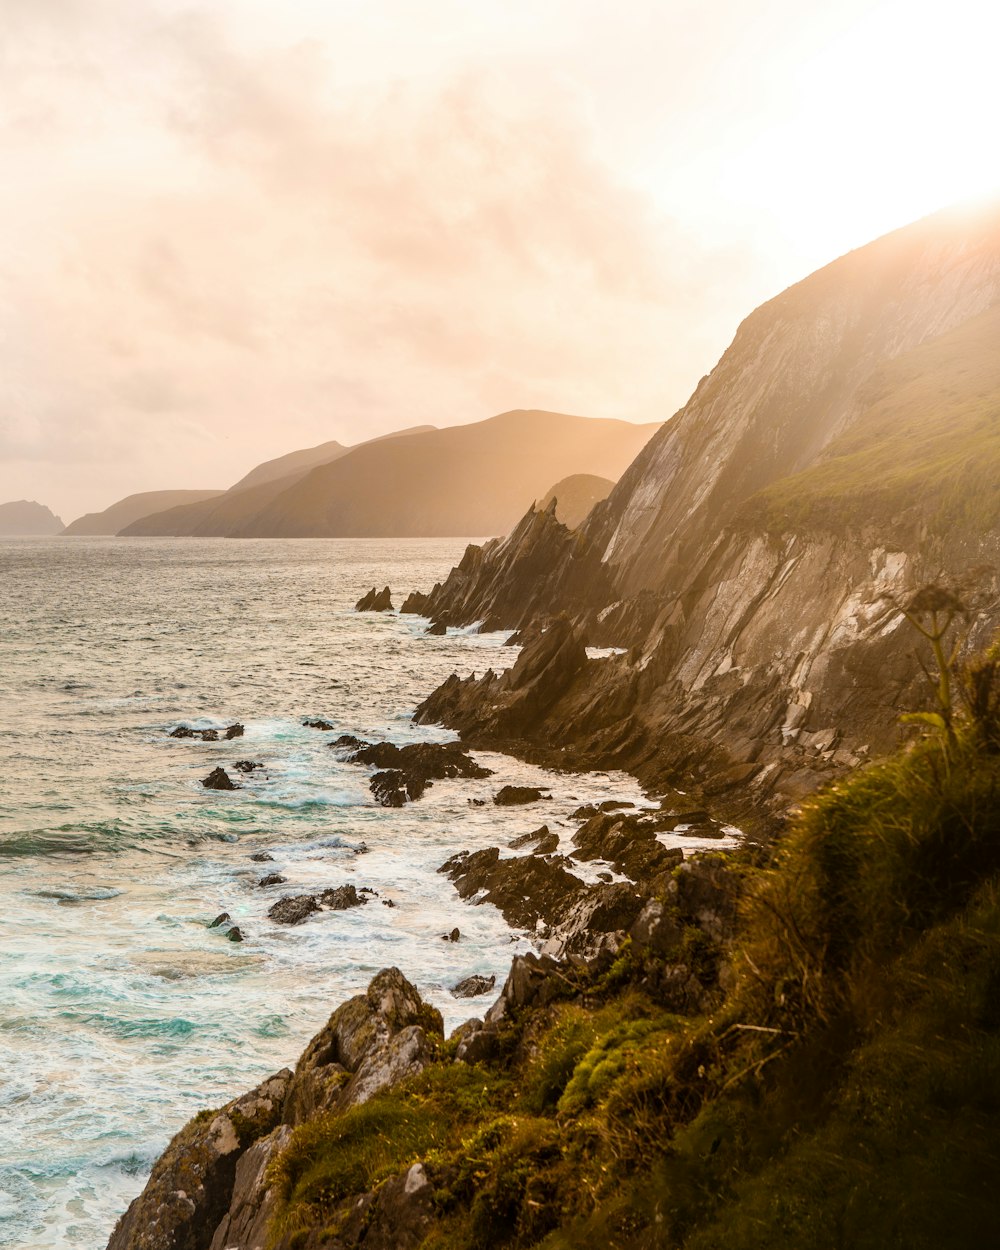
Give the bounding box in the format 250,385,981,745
409,204,1000,812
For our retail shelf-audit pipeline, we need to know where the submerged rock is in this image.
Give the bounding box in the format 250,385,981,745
303,718,335,730
233,759,262,774
356,586,393,612
202,766,238,791
257,873,287,888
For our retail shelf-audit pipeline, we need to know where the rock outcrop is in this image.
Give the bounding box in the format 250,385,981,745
410,205,1000,815
342,740,493,806
356,586,393,612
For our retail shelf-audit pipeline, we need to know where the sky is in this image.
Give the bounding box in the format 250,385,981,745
2,0,998,521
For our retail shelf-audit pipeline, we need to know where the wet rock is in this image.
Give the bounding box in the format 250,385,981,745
494,785,548,806
348,740,492,806
356,586,393,612
106,1069,291,1250
439,847,586,930
331,734,371,752
250,851,274,863
233,760,262,774
282,967,443,1124
257,873,287,887
202,766,238,791
303,718,335,731
451,973,497,998
267,894,320,926
508,824,551,849
318,885,366,910
383,898,396,908
426,620,447,636
209,912,231,929
223,723,244,740
469,798,486,807
170,725,219,741
441,927,461,942
226,926,244,943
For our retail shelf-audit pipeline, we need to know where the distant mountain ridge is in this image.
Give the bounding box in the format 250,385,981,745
63,490,225,536
0,500,63,535
123,411,661,538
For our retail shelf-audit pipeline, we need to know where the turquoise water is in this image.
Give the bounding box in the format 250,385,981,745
0,538,650,1248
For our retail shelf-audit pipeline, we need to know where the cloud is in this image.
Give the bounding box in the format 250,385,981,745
0,2,754,519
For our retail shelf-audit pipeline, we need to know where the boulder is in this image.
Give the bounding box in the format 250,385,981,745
356,586,393,612
106,1069,291,1250
571,812,683,891
202,767,238,791
485,952,567,1025
494,785,549,806
282,967,443,1124
318,885,366,910
451,974,497,998
541,883,645,960
257,873,287,887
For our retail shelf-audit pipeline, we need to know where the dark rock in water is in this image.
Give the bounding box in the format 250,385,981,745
233,760,263,773
227,926,244,943
318,885,366,910
105,1069,291,1250
532,831,560,855
451,973,496,998
360,886,379,897
268,885,367,923
224,723,244,740
426,620,447,636
202,766,238,791
257,873,287,887
356,586,393,612
469,798,486,807
347,740,492,806
250,851,274,863
508,824,551,849
170,725,219,741
400,588,433,615
439,846,586,930
442,927,461,942
267,894,320,925
303,718,336,731
371,769,425,807
209,912,231,929
383,898,396,908
494,785,548,806
331,733,371,752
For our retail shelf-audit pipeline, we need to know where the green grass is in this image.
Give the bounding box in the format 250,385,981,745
740,304,1000,535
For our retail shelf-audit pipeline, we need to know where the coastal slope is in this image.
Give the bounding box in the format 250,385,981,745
410,203,1000,809
63,490,226,536
0,499,63,534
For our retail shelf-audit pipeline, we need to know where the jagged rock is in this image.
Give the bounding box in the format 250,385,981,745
250,851,274,863
257,873,287,887
426,620,447,636
202,767,238,791
571,812,683,891
303,718,335,730
233,760,262,773
209,912,231,929
508,824,552,849
541,883,645,960
416,616,588,741
224,724,244,740
451,973,497,998
267,885,366,924
441,927,461,942
267,894,320,925
356,586,393,612
400,588,433,614
494,785,548,806
170,725,218,741
346,740,492,806
207,1124,292,1250
282,967,443,1124
532,831,560,855
439,847,586,930
106,1069,291,1250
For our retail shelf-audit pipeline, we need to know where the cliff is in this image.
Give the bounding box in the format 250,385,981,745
123,412,661,538
63,490,225,536
409,204,1000,811
0,499,64,534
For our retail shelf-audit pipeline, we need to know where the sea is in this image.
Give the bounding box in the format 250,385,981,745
0,537,663,1250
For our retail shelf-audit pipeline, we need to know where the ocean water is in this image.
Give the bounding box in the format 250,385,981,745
0,537,658,1250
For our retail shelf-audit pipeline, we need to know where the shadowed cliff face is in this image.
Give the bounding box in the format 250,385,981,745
410,204,1000,810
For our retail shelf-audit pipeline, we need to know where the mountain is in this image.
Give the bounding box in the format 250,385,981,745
539,473,615,529
0,500,64,534
63,490,225,536
121,425,438,537
127,412,660,539
409,202,1000,812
